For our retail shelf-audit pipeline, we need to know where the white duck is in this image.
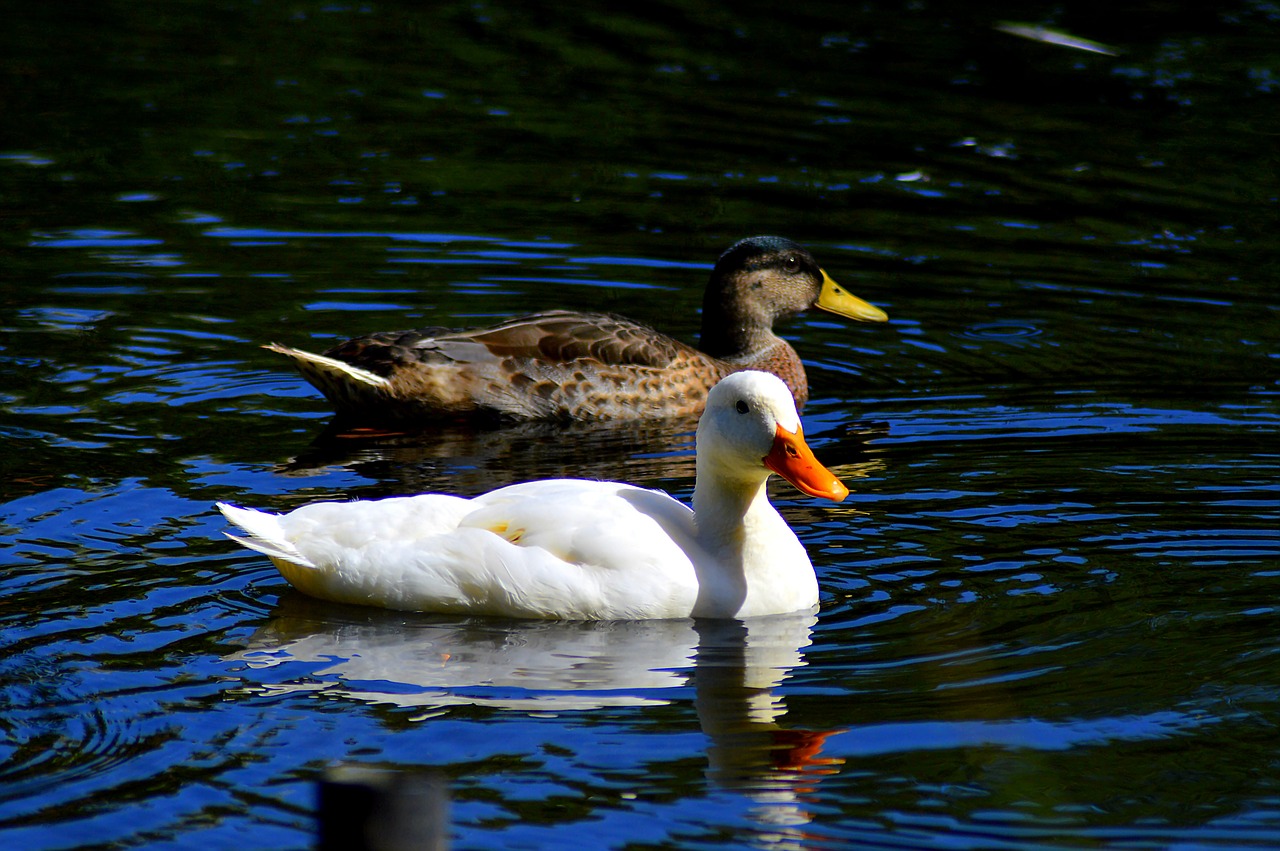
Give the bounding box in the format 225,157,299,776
217,371,849,620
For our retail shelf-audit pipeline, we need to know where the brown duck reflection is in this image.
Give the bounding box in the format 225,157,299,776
275,414,885,500
275,414,701,496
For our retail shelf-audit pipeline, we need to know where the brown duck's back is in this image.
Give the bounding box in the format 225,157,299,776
298,310,803,422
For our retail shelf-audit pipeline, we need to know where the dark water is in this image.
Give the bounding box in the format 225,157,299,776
2,1,1279,848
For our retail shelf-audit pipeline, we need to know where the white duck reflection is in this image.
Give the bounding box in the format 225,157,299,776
226,595,843,840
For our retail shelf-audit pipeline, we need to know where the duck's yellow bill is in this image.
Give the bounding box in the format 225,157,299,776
815,270,888,323
764,424,849,502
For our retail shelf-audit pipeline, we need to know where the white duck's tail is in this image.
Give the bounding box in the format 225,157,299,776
217,502,316,569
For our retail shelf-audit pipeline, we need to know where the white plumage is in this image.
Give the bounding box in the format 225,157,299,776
218,370,849,619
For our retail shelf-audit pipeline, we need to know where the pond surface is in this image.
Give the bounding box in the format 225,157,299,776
2,1,1279,848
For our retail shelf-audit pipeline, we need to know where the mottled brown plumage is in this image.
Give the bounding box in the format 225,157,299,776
267,236,888,423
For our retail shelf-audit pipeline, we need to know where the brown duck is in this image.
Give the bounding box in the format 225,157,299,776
266,235,888,423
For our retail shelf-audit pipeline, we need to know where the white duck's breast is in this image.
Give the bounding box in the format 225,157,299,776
730,503,819,618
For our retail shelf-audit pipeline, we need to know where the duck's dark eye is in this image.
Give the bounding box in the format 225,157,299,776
736,400,750,414
782,255,801,273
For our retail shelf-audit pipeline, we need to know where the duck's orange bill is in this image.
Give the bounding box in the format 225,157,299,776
763,424,849,502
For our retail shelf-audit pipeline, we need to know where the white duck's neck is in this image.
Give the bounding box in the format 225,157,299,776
691,452,816,618
692,464,773,555
692,447,796,595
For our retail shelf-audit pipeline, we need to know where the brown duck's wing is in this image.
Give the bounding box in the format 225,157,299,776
325,310,694,375
308,311,739,421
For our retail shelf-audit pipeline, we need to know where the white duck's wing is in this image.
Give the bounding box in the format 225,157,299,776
432,480,707,619
230,482,707,619
460,480,699,566
274,494,473,564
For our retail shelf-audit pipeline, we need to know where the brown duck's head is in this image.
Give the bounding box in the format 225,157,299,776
699,236,888,357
